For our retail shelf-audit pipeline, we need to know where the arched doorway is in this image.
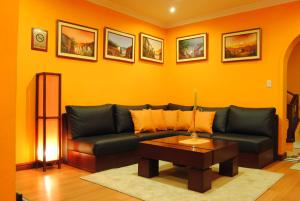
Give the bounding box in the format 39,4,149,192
281,35,300,156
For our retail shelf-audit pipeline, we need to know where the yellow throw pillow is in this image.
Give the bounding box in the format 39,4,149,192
130,110,156,134
190,111,216,134
176,111,193,131
163,110,179,130
151,109,167,131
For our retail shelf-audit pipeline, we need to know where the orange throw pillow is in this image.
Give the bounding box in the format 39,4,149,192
190,111,216,134
163,110,179,130
176,111,193,131
130,110,156,134
151,109,167,131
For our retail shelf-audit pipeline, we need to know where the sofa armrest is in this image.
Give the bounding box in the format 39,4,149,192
62,113,72,162
273,115,279,160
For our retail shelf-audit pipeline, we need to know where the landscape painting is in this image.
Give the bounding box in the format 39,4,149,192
176,33,207,63
222,28,261,62
104,28,135,63
57,20,98,61
140,33,164,63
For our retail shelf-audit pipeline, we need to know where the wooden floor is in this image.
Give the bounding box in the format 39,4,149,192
16,161,300,201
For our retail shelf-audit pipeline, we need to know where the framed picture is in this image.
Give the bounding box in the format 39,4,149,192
31,28,48,52
222,28,261,62
140,33,164,63
176,33,207,63
104,27,135,63
57,20,98,61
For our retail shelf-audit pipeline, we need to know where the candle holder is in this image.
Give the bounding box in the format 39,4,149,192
191,89,198,138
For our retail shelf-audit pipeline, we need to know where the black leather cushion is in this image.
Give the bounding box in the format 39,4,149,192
212,133,273,153
200,107,229,133
227,105,276,137
137,131,211,141
148,105,168,110
137,131,179,141
68,133,139,155
66,105,115,139
114,105,149,133
172,131,213,138
167,103,193,111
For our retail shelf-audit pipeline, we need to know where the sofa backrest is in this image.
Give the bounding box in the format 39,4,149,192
199,107,229,133
65,104,115,139
167,103,193,111
226,105,277,138
148,104,168,110
114,104,149,133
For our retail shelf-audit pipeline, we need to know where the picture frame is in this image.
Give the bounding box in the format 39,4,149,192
57,20,98,61
222,28,261,62
140,33,164,63
104,27,135,63
31,28,48,52
176,33,207,63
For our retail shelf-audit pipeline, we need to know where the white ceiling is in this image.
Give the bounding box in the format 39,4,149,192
87,0,297,28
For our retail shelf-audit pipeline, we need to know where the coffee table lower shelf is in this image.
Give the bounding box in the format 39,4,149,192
138,157,238,193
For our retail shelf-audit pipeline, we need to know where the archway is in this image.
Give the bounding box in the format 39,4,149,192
280,35,300,155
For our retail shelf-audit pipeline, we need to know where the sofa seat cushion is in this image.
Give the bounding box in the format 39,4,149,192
68,133,139,155
196,132,214,138
137,131,212,141
137,131,180,141
212,133,273,153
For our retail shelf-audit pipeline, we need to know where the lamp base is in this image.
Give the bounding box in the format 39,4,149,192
35,159,61,172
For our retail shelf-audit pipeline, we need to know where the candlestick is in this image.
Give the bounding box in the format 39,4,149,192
193,89,198,110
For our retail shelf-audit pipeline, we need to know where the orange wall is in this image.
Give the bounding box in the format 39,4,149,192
287,42,300,117
0,0,18,200
16,0,167,163
166,1,300,154
17,0,300,164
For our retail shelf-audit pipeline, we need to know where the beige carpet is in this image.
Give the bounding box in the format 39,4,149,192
81,162,283,201
290,163,300,170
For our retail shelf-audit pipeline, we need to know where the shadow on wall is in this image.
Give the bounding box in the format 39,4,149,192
25,76,35,161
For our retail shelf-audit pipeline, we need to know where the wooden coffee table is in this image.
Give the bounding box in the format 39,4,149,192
138,135,238,193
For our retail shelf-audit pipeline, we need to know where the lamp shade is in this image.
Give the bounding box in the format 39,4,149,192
35,72,61,171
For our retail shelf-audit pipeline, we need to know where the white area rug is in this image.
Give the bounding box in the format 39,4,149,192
81,162,283,201
294,141,300,149
290,163,300,170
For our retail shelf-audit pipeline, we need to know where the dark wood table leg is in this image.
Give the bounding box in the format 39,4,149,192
138,158,159,178
219,156,238,177
188,167,212,193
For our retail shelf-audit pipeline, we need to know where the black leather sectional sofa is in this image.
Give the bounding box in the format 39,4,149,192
62,103,278,172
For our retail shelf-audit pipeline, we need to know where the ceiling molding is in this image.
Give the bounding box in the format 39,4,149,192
87,0,167,27
87,0,298,29
166,0,298,28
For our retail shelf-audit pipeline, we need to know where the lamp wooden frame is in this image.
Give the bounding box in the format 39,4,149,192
35,72,62,171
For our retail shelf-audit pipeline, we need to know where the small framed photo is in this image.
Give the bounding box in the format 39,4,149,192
176,33,207,63
31,28,48,52
222,28,261,62
57,20,98,61
140,33,164,63
104,28,135,63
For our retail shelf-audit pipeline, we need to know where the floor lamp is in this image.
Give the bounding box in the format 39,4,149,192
35,72,62,171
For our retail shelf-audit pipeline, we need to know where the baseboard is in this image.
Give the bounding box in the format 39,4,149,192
278,152,287,161
16,162,35,171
